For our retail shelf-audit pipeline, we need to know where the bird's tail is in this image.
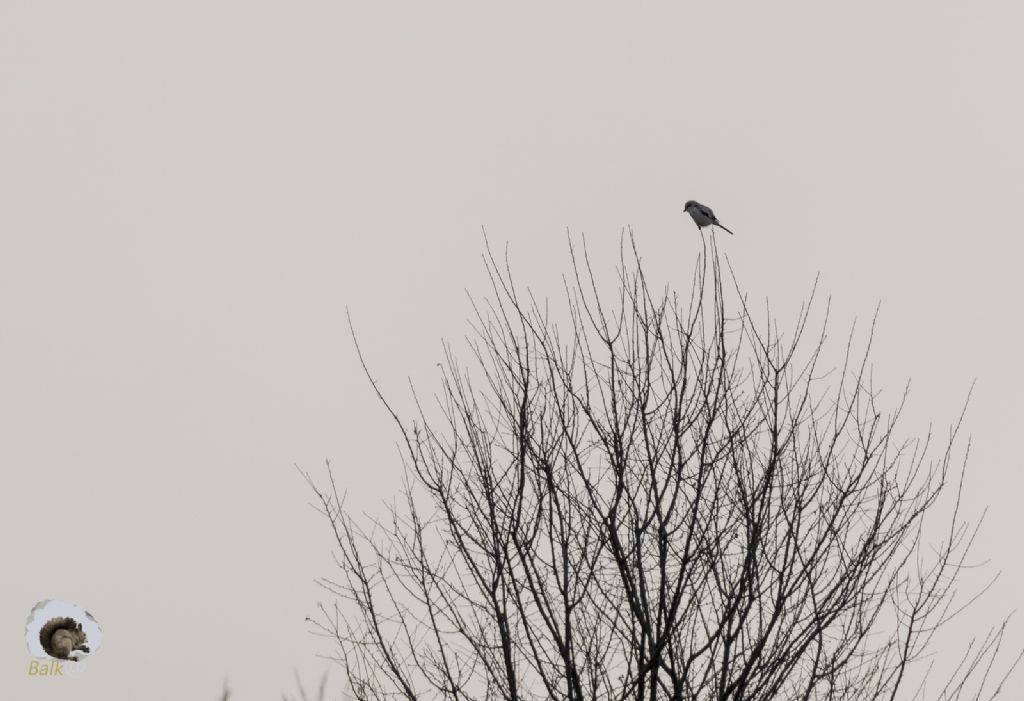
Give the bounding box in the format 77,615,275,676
716,224,735,236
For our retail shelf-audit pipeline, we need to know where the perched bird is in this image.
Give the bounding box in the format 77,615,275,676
684,200,735,235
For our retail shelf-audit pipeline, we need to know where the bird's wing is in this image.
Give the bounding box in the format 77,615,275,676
695,203,717,221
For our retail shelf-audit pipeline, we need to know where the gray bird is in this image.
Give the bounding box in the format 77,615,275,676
684,200,735,235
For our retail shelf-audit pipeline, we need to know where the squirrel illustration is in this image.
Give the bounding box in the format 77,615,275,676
38,617,90,661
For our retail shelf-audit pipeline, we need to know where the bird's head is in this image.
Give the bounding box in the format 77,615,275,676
683,200,696,211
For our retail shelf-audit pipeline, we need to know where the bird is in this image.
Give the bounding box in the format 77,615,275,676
684,200,735,235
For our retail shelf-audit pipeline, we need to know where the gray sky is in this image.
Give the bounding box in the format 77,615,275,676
2,2,1022,698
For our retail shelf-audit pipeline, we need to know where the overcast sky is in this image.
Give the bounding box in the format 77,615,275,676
2,2,1023,699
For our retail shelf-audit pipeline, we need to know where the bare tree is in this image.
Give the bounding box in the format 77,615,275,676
306,234,1020,700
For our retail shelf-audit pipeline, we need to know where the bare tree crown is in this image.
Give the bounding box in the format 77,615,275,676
307,235,1019,701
